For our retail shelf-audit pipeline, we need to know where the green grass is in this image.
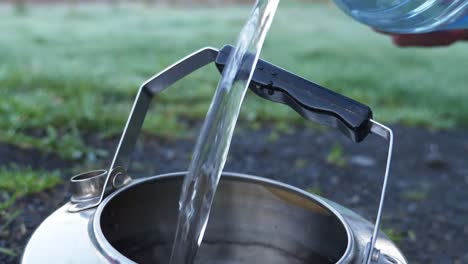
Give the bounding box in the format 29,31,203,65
0,166,62,213
0,166,61,196
0,166,61,254
293,158,307,169
326,143,347,167
306,186,322,196
402,190,428,201
0,246,16,257
0,4,467,160
383,227,404,245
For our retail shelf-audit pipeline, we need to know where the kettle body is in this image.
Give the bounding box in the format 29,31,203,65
23,172,407,264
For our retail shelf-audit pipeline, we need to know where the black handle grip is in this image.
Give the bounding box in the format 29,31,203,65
215,45,373,142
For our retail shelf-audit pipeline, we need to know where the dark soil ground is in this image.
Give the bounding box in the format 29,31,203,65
2,124,468,264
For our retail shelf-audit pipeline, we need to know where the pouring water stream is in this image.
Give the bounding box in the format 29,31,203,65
169,1,279,263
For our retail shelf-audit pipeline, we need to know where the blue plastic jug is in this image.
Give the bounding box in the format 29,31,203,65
333,0,468,33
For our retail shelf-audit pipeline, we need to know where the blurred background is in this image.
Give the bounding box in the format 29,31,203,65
0,0,467,263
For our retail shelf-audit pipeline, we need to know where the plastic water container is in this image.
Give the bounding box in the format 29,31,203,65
333,0,468,33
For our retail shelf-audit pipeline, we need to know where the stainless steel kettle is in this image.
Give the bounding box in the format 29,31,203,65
22,46,406,264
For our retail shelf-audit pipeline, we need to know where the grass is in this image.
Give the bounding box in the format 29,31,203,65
383,227,404,245
0,246,16,257
0,166,62,213
0,3,468,160
0,166,61,255
293,158,307,169
402,190,428,201
306,186,322,196
326,143,347,167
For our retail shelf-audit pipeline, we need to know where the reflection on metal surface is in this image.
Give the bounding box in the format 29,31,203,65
266,186,331,215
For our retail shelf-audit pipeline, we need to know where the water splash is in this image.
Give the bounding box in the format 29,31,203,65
169,1,279,263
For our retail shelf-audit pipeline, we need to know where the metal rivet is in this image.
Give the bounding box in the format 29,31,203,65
371,248,381,262
112,172,126,189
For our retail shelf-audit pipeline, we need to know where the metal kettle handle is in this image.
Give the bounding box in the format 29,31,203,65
68,47,220,213
68,45,393,264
